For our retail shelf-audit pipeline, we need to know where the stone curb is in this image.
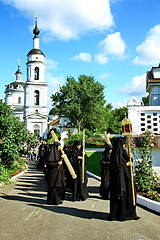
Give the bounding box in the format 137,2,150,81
86,171,160,214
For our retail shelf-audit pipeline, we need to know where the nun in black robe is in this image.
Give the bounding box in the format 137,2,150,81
70,140,89,201
99,143,112,199
46,142,66,205
109,137,139,221
37,141,46,169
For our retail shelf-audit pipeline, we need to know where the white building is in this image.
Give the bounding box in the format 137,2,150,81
5,17,48,138
128,64,160,136
5,64,24,121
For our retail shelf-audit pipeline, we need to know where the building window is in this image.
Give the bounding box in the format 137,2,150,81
147,120,151,123
141,118,145,121
153,128,158,131
33,124,40,137
141,113,145,116
34,90,39,105
147,115,151,118
153,113,157,116
147,126,152,129
141,128,145,131
153,118,157,121
153,123,157,126
34,67,39,80
141,123,145,126
18,97,21,104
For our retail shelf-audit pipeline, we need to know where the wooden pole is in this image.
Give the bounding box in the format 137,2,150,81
127,135,136,206
50,130,77,179
81,129,85,183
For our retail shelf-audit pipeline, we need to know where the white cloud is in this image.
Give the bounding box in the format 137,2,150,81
112,101,127,109
45,72,65,109
99,73,109,80
73,53,92,62
133,25,160,65
45,58,58,70
119,74,146,96
98,32,126,59
2,0,114,40
94,53,109,64
94,32,127,64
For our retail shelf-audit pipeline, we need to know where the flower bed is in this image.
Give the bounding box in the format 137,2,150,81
11,169,22,177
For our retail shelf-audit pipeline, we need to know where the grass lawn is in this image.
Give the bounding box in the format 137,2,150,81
86,151,102,177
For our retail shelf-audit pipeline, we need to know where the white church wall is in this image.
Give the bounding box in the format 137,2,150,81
128,105,160,135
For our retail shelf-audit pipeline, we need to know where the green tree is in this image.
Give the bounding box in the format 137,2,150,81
51,75,107,131
0,100,29,167
133,130,158,192
107,107,128,134
142,95,149,106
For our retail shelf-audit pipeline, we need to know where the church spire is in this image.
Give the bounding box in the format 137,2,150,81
33,15,40,49
15,59,22,82
33,15,40,38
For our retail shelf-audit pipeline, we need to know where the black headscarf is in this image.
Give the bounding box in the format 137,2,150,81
70,140,83,163
110,137,127,168
73,140,82,147
110,136,129,197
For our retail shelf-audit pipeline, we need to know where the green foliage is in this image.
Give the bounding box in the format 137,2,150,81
0,100,35,184
0,164,11,184
50,75,107,131
64,133,83,145
142,95,149,106
133,130,158,193
107,107,128,134
0,101,28,167
0,157,26,184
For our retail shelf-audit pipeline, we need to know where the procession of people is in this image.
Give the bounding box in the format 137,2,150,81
27,130,140,222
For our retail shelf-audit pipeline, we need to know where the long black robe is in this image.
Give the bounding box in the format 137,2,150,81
70,140,89,201
37,142,46,169
46,142,66,205
109,137,139,221
99,143,112,199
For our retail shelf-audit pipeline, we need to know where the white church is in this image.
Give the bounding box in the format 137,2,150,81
4,18,74,139
4,18,50,139
127,64,160,136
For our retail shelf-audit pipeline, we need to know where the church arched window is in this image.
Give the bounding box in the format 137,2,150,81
18,97,21,104
34,67,39,80
34,90,39,105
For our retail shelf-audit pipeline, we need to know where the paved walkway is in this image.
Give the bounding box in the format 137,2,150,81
0,160,160,240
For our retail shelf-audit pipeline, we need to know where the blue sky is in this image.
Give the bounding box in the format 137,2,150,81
1,0,160,110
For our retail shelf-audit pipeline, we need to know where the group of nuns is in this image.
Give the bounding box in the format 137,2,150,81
45,139,88,205
44,136,140,221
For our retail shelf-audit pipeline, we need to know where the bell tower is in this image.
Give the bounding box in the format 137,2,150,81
24,17,48,138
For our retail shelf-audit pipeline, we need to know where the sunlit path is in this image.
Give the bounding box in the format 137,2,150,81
0,160,160,240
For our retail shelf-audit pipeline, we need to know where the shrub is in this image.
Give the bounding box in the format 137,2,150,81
133,130,158,193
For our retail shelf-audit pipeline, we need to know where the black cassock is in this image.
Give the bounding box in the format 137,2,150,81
99,143,112,200
46,142,66,205
70,140,89,201
37,143,46,169
109,137,139,221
